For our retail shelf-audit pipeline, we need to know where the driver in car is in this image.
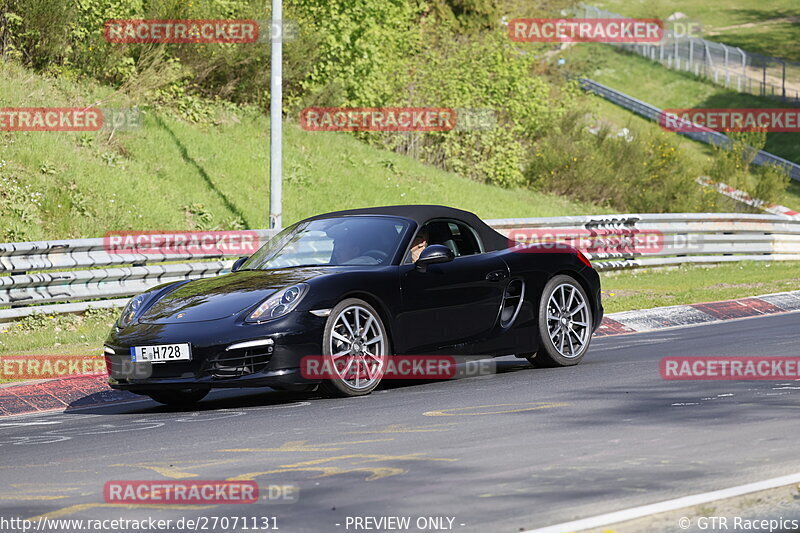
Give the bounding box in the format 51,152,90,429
409,228,429,262
332,240,362,264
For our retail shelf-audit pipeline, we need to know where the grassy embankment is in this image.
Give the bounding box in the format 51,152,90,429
1,60,799,365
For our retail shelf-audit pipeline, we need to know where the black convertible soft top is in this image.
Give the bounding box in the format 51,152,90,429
304,204,509,251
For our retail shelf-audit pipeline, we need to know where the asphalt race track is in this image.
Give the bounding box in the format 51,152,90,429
1,312,799,532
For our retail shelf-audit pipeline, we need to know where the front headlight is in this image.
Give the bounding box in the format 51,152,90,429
246,284,309,323
117,293,149,328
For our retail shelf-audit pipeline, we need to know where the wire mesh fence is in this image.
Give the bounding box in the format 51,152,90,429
580,4,800,104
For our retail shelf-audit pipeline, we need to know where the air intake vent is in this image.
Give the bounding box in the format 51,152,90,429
207,348,272,378
500,279,525,328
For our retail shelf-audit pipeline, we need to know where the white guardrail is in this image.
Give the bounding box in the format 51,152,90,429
2,213,800,322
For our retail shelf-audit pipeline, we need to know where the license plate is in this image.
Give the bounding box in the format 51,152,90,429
131,344,191,363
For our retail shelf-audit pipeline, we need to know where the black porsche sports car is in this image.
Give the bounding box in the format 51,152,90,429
105,205,602,404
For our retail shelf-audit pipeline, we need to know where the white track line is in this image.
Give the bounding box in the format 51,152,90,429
523,472,800,533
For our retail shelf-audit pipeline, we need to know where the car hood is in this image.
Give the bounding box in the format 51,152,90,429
138,268,326,324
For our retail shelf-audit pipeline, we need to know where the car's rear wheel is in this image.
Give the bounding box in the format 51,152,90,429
146,388,209,406
320,298,389,397
528,274,592,367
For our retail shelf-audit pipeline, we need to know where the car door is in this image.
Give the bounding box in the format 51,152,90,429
396,220,509,354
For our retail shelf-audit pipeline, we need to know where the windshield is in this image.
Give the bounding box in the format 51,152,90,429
240,216,411,270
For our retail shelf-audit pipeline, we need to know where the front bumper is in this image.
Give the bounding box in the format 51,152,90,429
108,368,310,391
105,311,325,392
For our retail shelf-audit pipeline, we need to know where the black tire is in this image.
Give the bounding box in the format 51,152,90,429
146,388,209,406
528,274,593,368
319,298,390,397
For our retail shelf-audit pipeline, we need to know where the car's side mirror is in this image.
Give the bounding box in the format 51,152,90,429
231,256,249,272
415,245,454,272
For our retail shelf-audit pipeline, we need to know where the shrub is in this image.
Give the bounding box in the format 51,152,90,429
753,163,791,204
707,131,764,190
707,131,790,203
373,27,567,187
525,111,718,213
287,3,574,187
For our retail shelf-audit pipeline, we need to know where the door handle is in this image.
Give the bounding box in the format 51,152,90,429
485,270,508,282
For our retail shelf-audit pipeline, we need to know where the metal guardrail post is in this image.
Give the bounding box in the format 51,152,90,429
9,269,25,309
674,39,679,70
739,47,746,89
782,60,787,101
724,45,730,87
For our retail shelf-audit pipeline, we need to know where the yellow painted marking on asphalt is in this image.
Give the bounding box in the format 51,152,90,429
423,402,569,416
217,438,395,453
739,403,800,409
344,423,459,434
229,453,456,482
232,465,406,481
27,504,214,521
0,484,81,500
6,482,78,489
287,453,456,466
0,463,60,469
109,459,239,479
0,495,69,500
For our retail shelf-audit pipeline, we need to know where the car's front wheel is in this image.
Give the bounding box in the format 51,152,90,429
528,274,593,367
320,298,389,397
146,388,209,406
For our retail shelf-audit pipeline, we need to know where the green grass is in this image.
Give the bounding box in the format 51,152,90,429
711,22,800,64
565,43,800,211
591,0,800,61
600,261,800,313
0,60,606,243
570,44,800,163
0,311,117,358
592,0,798,27
0,308,119,383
